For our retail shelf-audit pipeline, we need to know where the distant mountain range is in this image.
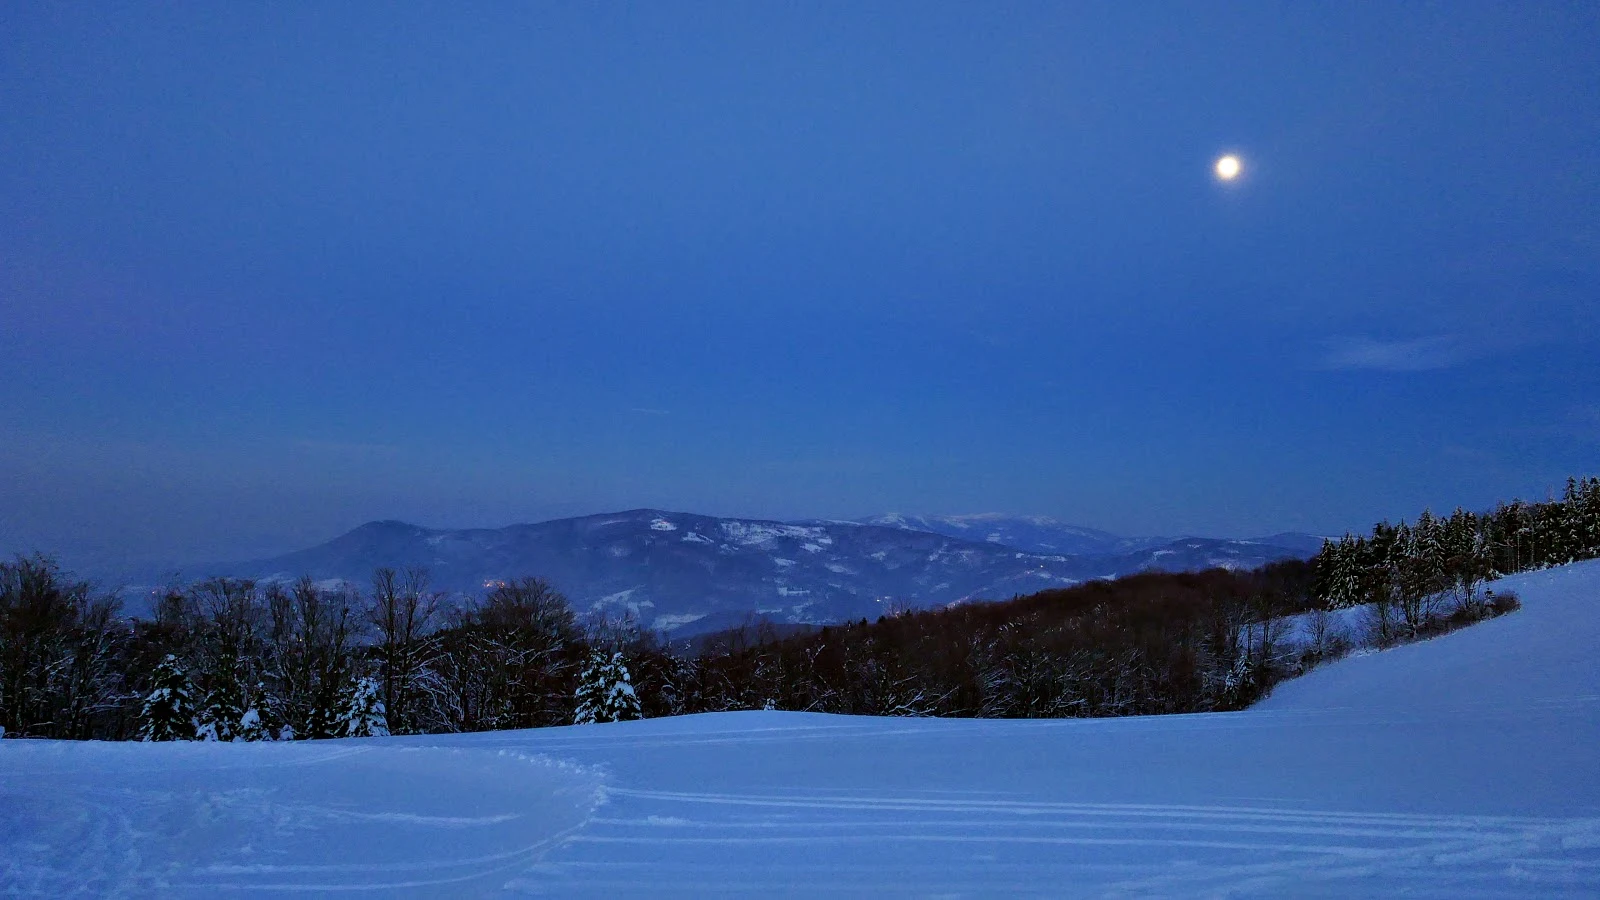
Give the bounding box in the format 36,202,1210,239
853,514,1138,556
206,510,1323,635
856,513,1327,558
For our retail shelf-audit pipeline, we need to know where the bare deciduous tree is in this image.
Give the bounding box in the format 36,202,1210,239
366,567,442,735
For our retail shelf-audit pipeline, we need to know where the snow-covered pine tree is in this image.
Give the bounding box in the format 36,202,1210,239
236,706,269,741
234,680,276,741
603,651,642,722
573,650,641,724
1311,538,1337,606
1582,477,1600,559
338,676,390,737
139,654,196,741
572,643,601,720
1512,500,1535,570
196,658,248,742
1361,522,1398,603
1441,508,1477,588
1323,535,1366,609
1411,509,1447,597
1560,476,1590,564
573,650,607,724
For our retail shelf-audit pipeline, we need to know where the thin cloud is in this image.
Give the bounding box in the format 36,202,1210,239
630,407,671,416
1319,335,1467,372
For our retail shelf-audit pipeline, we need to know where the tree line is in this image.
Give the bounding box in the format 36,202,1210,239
5,477,1583,741
684,561,1321,718
0,566,645,741
0,555,1326,740
1311,475,1598,642
674,475,1596,719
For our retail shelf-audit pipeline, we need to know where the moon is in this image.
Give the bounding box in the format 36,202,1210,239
1214,154,1242,181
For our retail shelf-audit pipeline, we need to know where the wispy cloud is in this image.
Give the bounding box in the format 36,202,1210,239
1319,335,1467,372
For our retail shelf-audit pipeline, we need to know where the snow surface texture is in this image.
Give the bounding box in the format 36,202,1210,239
5,561,1599,896
1,744,602,896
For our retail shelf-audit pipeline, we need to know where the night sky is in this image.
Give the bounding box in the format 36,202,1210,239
3,3,1598,569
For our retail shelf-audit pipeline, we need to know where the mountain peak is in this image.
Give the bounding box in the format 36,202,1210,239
345,519,429,537
358,519,420,530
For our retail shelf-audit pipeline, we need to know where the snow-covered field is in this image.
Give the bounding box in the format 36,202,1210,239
6,561,1600,897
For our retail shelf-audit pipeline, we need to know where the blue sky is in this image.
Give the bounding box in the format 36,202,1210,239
2,2,1598,568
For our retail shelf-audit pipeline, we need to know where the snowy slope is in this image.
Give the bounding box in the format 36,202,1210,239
1258,563,1600,716
5,561,1598,896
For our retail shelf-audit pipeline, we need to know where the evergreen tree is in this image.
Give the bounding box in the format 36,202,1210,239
1581,477,1600,559
338,676,390,738
236,706,269,741
196,655,248,742
1412,509,1448,600
1464,528,1496,605
1533,501,1565,567
1359,522,1398,605
1559,476,1594,563
1311,538,1337,605
1315,536,1358,609
573,650,605,724
573,650,641,724
139,654,196,742
1441,508,1476,586
1329,536,1365,609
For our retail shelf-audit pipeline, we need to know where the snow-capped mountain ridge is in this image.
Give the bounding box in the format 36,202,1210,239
855,512,1326,557
213,508,1317,634
855,513,1140,555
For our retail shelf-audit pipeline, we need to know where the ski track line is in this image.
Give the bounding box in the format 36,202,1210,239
602,787,1571,827
180,818,598,893
538,786,1600,898
1104,815,1600,898
448,698,1596,756
586,815,1537,843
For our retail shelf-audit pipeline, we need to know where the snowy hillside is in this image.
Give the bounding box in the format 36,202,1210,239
6,560,1598,896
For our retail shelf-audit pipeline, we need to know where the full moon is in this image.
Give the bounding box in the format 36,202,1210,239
1214,154,1242,181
